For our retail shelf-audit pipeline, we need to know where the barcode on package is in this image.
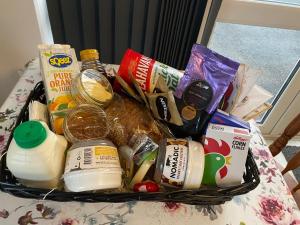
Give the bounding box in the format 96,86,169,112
84,148,92,165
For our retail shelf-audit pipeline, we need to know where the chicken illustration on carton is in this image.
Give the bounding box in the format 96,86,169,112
202,123,251,186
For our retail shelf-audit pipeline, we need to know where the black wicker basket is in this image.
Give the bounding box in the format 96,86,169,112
0,82,260,205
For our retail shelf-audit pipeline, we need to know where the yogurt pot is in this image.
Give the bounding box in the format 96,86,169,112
6,120,67,189
154,138,205,189
63,139,122,192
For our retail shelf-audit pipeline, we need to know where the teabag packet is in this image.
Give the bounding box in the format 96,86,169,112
172,44,239,137
129,72,150,109
115,75,143,103
146,91,183,126
154,76,170,93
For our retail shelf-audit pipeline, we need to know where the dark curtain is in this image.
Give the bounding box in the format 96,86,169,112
46,0,207,70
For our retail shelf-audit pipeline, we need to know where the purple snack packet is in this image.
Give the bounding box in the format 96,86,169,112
174,44,239,114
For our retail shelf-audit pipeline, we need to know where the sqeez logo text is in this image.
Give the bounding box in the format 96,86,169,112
49,54,73,68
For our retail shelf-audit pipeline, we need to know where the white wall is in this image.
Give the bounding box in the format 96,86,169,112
0,0,43,105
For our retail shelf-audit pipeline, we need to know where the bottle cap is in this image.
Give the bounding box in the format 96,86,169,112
13,121,47,149
80,49,99,61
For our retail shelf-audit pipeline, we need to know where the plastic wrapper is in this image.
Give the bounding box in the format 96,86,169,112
235,65,260,108
220,65,244,112
231,85,273,119
130,150,157,188
105,94,163,147
119,145,135,183
29,101,49,126
133,181,159,192
221,64,260,112
129,133,159,165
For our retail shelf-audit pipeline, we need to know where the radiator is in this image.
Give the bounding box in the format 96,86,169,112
46,0,207,69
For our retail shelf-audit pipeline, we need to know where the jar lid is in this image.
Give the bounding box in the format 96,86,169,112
63,104,109,143
13,121,47,149
80,49,99,61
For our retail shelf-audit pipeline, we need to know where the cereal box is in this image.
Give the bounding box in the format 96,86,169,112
202,123,251,186
38,44,80,134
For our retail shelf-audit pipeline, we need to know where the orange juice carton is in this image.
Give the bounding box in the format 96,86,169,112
202,123,251,186
38,44,80,134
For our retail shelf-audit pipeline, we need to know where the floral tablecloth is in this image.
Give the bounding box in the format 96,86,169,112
1,59,300,225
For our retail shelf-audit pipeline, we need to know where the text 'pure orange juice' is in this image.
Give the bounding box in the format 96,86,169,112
38,44,80,134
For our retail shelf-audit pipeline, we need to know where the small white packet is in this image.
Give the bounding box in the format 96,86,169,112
243,103,272,121
234,65,261,107
231,85,273,119
29,101,49,125
222,64,260,113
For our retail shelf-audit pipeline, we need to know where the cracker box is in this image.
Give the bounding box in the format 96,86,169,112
202,123,251,186
38,44,80,134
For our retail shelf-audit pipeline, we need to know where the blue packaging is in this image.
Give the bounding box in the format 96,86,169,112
210,109,250,131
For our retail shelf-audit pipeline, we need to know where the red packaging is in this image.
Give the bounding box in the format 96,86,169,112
116,49,183,93
133,181,159,192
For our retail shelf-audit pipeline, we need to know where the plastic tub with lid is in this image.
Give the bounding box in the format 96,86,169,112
154,138,205,189
63,139,122,192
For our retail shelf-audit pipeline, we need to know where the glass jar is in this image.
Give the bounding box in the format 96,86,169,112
71,69,113,107
63,104,109,143
154,138,205,189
